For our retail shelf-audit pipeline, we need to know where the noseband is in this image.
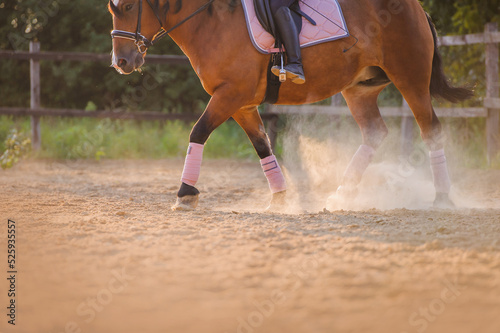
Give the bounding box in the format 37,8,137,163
111,0,215,54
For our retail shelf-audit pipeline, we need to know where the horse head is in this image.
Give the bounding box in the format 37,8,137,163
108,0,164,74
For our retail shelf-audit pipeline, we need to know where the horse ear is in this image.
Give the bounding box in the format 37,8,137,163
109,0,120,15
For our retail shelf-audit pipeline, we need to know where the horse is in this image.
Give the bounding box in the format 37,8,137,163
108,0,473,211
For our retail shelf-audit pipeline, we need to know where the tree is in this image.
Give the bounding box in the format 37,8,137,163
421,0,500,34
0,0,209,113
419,0,500,105
1,0,499,111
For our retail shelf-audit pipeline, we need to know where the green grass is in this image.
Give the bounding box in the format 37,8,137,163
0,115,497,169
0,116,259,162
0,117,31,153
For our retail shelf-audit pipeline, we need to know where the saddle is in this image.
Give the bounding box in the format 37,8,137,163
253,0,308,45
243,0,349,54
244,0,350,104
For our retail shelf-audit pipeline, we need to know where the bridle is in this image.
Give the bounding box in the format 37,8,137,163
110,0,215,54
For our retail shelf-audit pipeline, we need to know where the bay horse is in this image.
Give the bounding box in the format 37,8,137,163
108,0,472,210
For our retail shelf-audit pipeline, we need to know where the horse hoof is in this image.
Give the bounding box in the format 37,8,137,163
171,195,199,211
433,192,455,209
265,191,286,212
335,185,358,199
326,193,343,211
326,185,358,211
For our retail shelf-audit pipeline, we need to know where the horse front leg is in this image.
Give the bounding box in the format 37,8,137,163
232,107,287,211
171,95,236,211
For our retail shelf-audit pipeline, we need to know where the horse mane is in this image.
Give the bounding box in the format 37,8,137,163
228,0,238,12
170,0,239,17
109,0,238,19
179,0,239,15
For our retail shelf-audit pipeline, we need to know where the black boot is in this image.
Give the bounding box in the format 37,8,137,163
271,6,305,84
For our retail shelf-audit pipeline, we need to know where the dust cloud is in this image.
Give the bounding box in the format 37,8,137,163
278,114,499,212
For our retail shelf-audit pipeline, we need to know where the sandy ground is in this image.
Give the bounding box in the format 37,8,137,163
0,158,499,333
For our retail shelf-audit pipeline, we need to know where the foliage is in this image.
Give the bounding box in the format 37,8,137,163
0,1,498,111
0,116,257,161
0,0,209,113
421,0,500,34
0,128,31,169
0,1,499,166
417,1,500,166
420,0,500,107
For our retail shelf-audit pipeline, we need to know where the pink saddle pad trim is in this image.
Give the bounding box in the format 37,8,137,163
241,0,349,54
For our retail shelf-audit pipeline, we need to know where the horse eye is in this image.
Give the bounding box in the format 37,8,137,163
124,3,133,11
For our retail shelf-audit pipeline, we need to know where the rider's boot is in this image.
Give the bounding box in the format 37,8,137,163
271,6,306,84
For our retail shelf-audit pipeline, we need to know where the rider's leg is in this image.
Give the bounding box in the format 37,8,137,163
270,5,305,84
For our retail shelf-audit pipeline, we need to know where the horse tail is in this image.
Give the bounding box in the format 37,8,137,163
427,14,474,103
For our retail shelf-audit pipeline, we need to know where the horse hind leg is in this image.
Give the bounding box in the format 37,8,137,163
328,77,390,209
382,67,454,208
398,87,454,208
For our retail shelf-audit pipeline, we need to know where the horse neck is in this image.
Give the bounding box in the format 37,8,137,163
166,0,244,60
166,0,214,51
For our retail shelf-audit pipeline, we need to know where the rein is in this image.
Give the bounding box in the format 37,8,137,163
111,0,215,54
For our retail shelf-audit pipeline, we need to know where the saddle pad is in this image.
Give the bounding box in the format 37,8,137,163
241,0,349,54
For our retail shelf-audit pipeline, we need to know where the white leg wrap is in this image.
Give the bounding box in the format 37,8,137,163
180,143,204,186
342,144,376,186
261,155,287,193
429,148,451,194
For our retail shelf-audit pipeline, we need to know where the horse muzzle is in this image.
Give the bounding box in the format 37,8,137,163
111,50,145,75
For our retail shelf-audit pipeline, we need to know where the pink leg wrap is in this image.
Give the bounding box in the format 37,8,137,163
181,143,204,187
261,155,287,193
342,144,375,185
429,149,451,193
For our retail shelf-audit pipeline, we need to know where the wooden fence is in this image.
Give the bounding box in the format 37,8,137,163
0,23,499,162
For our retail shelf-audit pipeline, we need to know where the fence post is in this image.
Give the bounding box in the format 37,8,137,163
400,99,414,156
486,22,499,164
30,41,41,151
